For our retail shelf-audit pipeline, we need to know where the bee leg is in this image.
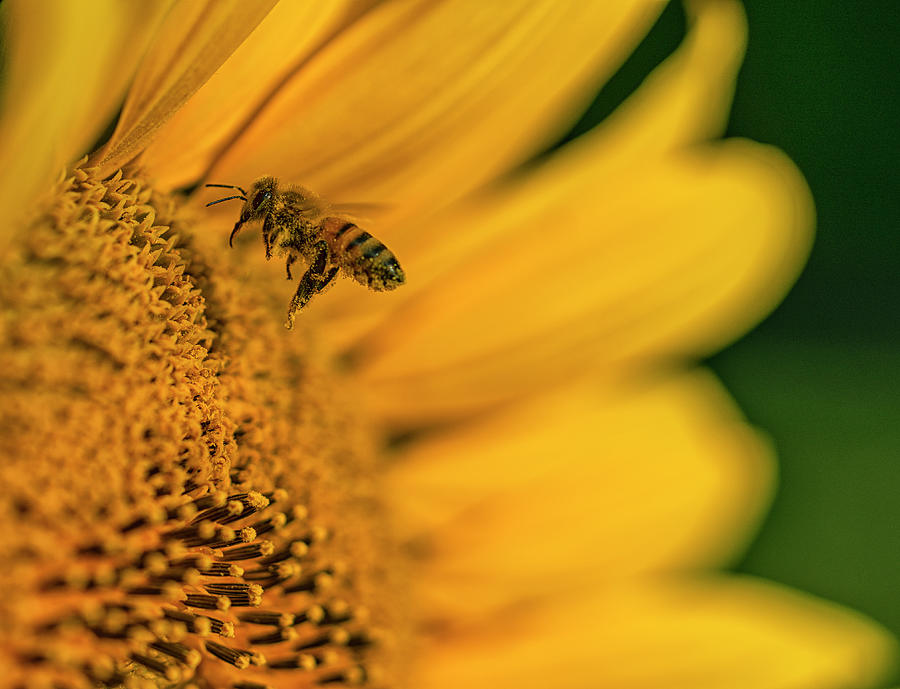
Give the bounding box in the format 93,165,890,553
262,216,274,260
285,255,296,280
284,272,320,329
284,241,330,330
315,267,339,294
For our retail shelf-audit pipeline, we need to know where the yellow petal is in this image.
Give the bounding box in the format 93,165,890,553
189,0,745,347
140,1,361,190
595,0,748,162
0,0,170,253
415,577,897,689
352,140,813,425
88,0,278,177
312,0,749,351
392,370,774,619
204,1,663,213
337,0,747,265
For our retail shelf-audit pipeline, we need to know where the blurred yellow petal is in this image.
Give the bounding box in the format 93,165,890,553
352,140,813,424
416,578,897,689
88,0,277,177
308,0,750,350
392,370,774,619
205,1,664,214
0,0,170,254
141,1,365,190
596,0,748,162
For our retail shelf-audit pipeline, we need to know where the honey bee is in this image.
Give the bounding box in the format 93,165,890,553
206,177,405,329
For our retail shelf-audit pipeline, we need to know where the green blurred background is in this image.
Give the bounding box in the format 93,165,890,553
562,0,899,669
716,0,899,653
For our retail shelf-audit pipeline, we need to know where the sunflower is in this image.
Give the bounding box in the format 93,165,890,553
0,2,895,689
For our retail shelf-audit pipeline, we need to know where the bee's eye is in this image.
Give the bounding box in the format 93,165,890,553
251,191,269,210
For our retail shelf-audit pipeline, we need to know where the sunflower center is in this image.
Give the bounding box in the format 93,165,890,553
0,164,396,689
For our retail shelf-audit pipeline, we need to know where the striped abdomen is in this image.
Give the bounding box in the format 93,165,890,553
323,217,405,291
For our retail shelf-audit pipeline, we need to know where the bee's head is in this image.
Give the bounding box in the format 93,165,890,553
205,177,279,248
242,176,277,222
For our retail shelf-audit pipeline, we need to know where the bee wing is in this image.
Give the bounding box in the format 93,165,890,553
328,201,392,225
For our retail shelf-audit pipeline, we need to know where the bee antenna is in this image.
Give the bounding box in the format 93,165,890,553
205,182,248,196
206,195,247,207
